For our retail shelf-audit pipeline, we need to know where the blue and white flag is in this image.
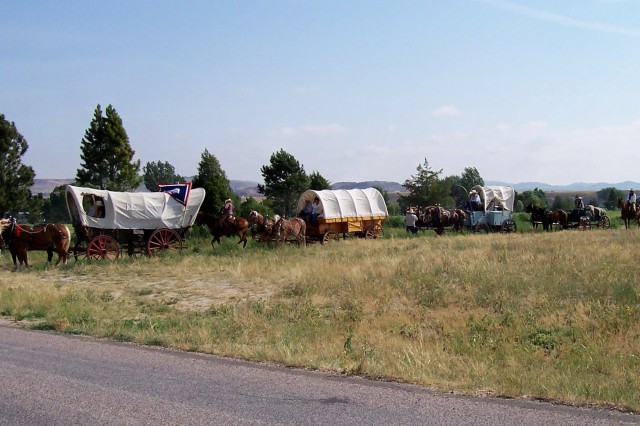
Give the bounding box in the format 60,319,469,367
158,182,192,206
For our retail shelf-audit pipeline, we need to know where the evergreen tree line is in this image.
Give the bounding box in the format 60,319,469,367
0,107,627,224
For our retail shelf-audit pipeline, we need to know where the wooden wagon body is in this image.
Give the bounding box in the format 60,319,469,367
65,185,205,260
296,188,388,243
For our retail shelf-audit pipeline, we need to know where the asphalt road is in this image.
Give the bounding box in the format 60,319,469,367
0,323,637,425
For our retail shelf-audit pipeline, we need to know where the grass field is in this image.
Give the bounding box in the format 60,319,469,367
1,212,639,413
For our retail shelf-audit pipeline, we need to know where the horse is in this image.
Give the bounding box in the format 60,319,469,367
424,206,465,236
271,216,306,246
524,203,546,230
247,211,279,242
617,198,640,229
542,209,568,231
195,211,249,248
0,217,71,270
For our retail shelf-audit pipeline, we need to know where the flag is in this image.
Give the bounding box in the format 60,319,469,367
158,182,192,206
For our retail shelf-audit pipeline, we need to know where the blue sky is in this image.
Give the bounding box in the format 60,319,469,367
2,0,639,185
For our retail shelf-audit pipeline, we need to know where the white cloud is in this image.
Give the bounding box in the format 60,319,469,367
478,0,640,37
432,105,460,117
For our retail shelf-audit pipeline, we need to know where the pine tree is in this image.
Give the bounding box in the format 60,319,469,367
143,161,185,191
191,148,235,215
0,114,35,217
76,104,141,191
400,158,447,207
309,170,331,190
257,149,310,217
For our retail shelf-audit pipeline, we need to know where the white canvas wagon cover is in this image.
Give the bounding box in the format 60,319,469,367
66,185,205,230
471,185,515,211
296,188,388,221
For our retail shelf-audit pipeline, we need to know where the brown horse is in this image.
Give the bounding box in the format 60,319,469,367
424,206,465,236
542,209,568,231
248,211,279,242
0,218,71,270
617,198,640,229
195,212,249,248
271,217,306,246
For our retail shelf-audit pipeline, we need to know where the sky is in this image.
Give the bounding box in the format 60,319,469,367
2,0,640,186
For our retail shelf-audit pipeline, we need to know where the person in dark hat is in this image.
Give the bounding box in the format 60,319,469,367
627,189,636,212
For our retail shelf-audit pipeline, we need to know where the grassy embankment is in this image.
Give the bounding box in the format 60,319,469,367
0,213,639,413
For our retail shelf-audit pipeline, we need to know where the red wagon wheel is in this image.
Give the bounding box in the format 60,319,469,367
147,228,183,256
86,235,119,261
365,224,383,239
578,217,591,231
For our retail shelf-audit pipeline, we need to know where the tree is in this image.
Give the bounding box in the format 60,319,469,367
400,158,448,208
517,188,547,208
309,171,331,190
257,149,310,217
459,167,484,193
0,114,35,217
143,161,185,191
551,196,573,211
597,187,623,210
41,184,70,223
238,196,273,219
191,148,235,215
76,104,141,191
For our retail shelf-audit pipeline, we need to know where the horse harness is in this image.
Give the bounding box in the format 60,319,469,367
1,218,68,244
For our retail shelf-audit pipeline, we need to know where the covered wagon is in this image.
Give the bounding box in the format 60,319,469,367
465,185,517,233
66,184,205,259
296,188,388,243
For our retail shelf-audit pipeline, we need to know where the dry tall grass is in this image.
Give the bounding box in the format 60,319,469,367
1,228,639,412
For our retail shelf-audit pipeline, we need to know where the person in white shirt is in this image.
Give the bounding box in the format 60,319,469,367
404,209,418,234
468,190,481,211
627,189,636,212
311,197,324,226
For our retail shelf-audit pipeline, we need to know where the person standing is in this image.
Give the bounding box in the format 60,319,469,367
404,209,418,234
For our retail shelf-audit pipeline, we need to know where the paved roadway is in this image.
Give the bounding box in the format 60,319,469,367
0,324,638,425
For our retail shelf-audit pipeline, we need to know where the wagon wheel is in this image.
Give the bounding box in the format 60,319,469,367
86,235,119,261
500,219,517,234
365,224,383,239
147,228,183,256
599,215,610,229
73,242,88,261
321,231,339,244
474,222,490,234
578,217,591,231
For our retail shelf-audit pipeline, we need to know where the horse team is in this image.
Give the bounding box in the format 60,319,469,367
194,210,306,250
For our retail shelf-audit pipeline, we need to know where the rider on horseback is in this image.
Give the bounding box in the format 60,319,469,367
627,189,636,213
219,198,235,227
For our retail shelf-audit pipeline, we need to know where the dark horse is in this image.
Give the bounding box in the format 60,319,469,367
195,211,249,248
617,198,640,229
424,206,466,236
524,203,545,230
0,217,71,270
